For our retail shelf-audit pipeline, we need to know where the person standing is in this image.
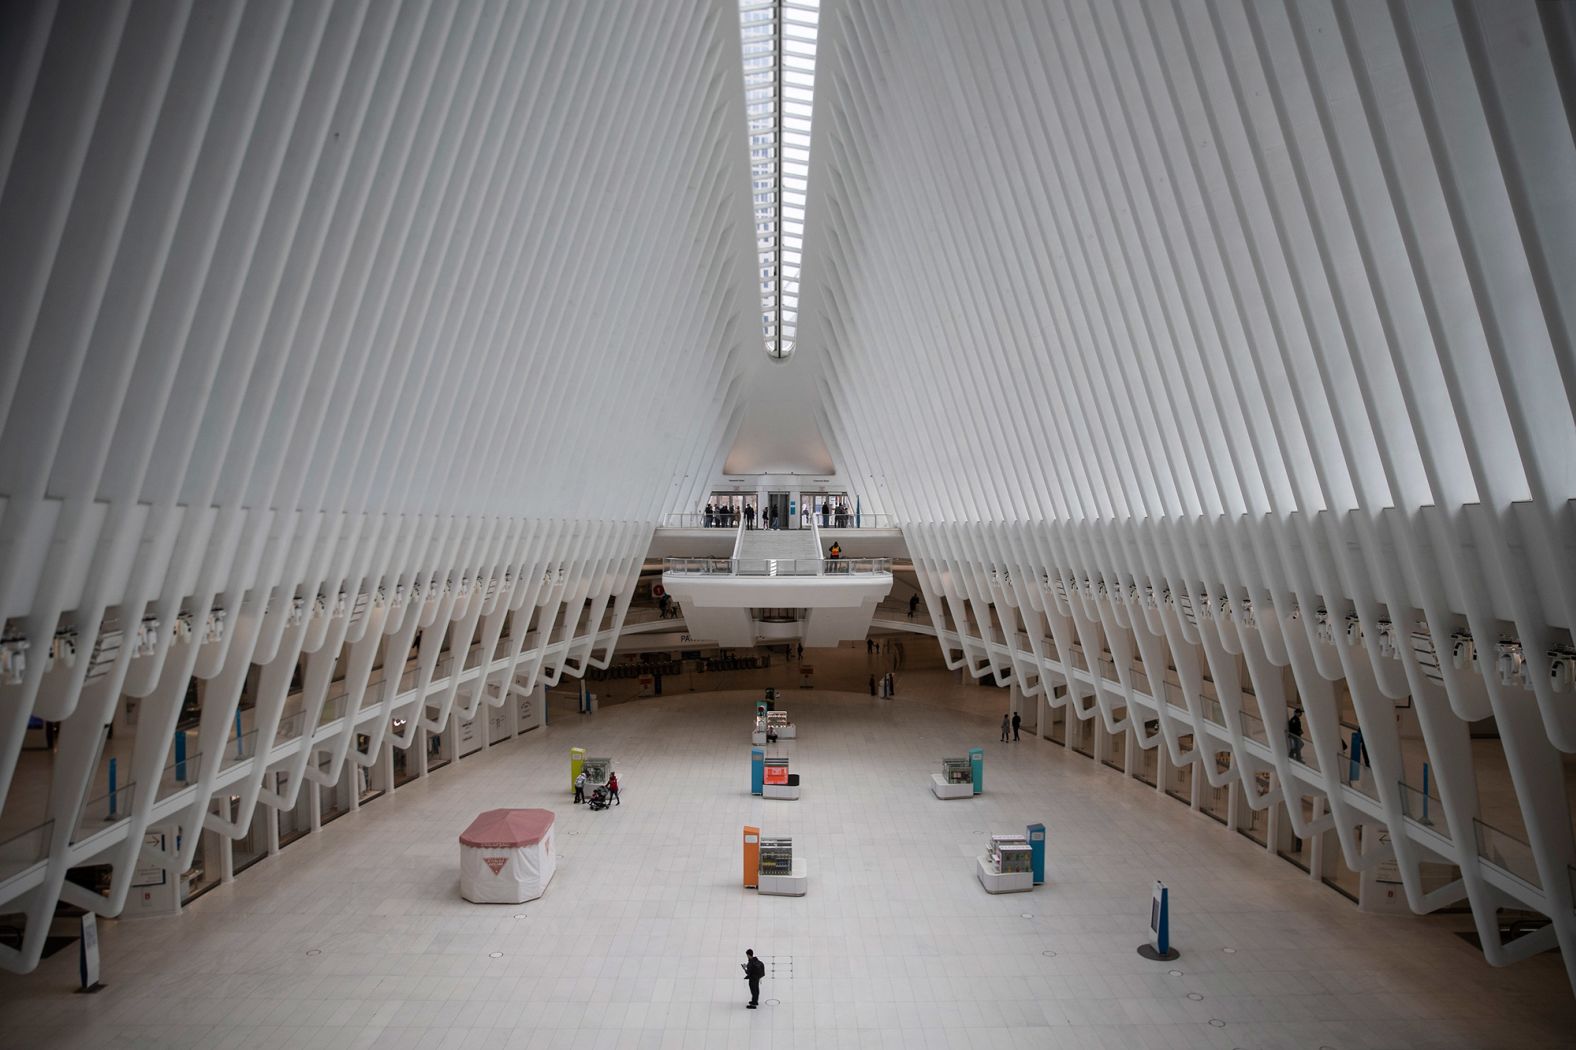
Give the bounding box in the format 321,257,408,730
744,503,755,530
574,769,587,804
742,949,765,1008
886,671,895,697
1001,714,1011,742
1012,712,1021,741
608,770,620,806
1287,709,1304,762
869,674,877,696
908,594,919,619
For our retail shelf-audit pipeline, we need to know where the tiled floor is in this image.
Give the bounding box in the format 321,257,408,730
2,681,1573,1049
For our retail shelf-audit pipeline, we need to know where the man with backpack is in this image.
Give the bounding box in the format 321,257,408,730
742,949,766,1008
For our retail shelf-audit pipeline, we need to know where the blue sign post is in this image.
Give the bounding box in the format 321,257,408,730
1027,823,1046,884
969,747,984,794
1137,880,1180,961
751,748,765,796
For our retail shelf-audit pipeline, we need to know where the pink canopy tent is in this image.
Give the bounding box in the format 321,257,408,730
458,808,557,903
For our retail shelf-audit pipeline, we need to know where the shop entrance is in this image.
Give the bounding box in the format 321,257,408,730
766,492,791,529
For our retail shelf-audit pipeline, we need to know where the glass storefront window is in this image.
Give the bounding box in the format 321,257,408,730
319,753,350,825
799,492,851,528
1165,737,1194,803
1202,750,1231,825
230,794,269,875
277,771,312,847
181,818,222,904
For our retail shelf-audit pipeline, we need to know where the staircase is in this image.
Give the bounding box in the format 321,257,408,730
735,528,821,572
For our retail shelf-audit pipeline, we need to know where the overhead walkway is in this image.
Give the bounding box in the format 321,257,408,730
660,521,894,647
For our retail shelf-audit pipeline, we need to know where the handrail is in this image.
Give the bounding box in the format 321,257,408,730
662,556,892,576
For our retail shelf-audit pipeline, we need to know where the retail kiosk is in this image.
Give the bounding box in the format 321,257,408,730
762,756,800,800
743,825,807,896
576,755,612,792
977,832,1034,893
931,748,984,799
459,809,557,904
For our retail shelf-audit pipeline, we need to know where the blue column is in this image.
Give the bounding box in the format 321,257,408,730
751,748,765,795
969,747,984,794
1348,729,1363,783
1027,823,1046,884
174,730,188,784
107,759,118,820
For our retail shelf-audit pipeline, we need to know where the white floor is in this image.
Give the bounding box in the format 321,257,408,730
2,688,1573,1049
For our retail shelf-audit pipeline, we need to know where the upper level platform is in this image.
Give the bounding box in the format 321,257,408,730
658,519,895,647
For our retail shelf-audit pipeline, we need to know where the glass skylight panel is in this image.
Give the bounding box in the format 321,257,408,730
739,0,818,360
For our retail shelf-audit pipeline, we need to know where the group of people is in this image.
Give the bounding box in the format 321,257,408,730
656,592,681,619
704,502,785,529
813,498,853,527
572,769,620,806
869,671,897,697
866,637,907,668
1001,712,1022,741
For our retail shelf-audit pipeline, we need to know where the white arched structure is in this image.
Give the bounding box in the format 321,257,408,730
0,0,1574,997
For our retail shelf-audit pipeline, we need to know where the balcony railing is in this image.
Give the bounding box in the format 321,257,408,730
663,556,892,576
1474,818,1541,888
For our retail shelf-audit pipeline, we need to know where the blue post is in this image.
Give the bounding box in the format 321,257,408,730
856,495,861,528
1155,883,1171,955
751,748,765,796
969,747,984,794
174,730,187,784
1348,729,1363,783
235,709,245,759
1027,822,1046,885
1421,762,1431,823
106,759,118,820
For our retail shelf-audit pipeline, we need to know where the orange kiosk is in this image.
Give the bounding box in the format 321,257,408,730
742,825,760,888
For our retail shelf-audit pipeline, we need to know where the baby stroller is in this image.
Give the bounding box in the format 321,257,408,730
587,785,611,811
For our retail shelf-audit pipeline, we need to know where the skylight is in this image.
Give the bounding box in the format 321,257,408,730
740,0,818,360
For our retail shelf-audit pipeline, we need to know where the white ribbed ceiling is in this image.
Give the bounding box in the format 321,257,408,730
1,0,1575,991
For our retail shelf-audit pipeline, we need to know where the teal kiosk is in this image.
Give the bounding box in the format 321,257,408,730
969,747,984,794
751,748,765,795
1027,822,1046,884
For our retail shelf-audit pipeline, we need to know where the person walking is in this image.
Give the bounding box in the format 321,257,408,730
744,503,755,530
869,674,877,696
742,949,765,1008
1011,712,1022,741
574,770,587,804
607,770,620,805
1287,709,1304,762
1001,714,1011,742
908,594,919,619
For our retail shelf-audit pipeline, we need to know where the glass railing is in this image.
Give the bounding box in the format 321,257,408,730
819,512,896,529
663,556,892,576
0,819,54,879
1238,708,1268,744
159,742,201,796
662,511,899,530
1474,819,1541,888
661,512,742,528
73,783,134,841
224,711,309,767
1336,751,1381,802
1397,779,1441,827
1200,696,1226,728
1284,732,1320,772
